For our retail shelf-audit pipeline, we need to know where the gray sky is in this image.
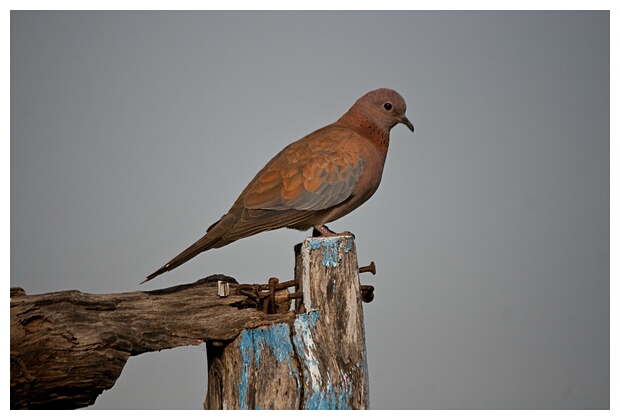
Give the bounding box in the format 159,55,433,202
10,11,609,409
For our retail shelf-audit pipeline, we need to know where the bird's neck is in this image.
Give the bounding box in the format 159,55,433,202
337,107,390,152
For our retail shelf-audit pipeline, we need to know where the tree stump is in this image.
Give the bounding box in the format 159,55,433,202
204,235,369,409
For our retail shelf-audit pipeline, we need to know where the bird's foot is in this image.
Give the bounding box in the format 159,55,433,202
312,225,355,239
312,225,336,237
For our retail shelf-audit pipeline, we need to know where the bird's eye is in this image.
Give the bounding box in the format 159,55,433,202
383,102,393,111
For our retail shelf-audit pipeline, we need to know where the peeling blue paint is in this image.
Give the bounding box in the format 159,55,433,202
237,330,253,410
268,323,294,363
292,310,356,409
308,236,353,268
238,323,300,410
304,371,354,410
341,237,353,253
308,238,322,251
259,323,301,406
320,238,340,267
292,312,320,396
252,323,294,368
309,310,320,327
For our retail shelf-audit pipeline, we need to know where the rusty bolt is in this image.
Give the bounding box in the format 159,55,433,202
360,285,375,303
288,291,303,299
359,261,376,275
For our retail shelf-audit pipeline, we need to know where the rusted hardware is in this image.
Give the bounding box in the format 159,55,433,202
234,267,376,310
288,291,303,299
235,278,300,314
359,262,376,303
359,261,376,275
360,285,375,303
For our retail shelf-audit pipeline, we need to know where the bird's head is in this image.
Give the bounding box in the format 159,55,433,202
354,88,414,133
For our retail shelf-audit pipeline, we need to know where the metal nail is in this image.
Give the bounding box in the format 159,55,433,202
359,261,376,275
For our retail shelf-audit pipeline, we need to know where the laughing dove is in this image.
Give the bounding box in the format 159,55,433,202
144,88,414,283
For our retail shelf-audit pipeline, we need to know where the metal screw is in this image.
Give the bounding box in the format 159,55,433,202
359,261,376,275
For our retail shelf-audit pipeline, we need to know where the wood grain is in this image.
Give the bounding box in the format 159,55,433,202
10,275,292,409
204,235,369,410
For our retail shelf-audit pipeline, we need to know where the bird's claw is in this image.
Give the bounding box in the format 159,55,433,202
312,225,355,239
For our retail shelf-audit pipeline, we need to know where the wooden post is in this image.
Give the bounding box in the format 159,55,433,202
204,235,369,409
11,236,370,409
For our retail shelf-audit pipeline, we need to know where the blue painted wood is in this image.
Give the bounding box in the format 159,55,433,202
207,235,368,409
292,310,357,409
308,236,354,268
297,235,369,409
236,323,300,409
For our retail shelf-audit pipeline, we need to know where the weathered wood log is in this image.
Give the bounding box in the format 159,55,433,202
295,235,370,408
10,275,293,409
204,235,369,409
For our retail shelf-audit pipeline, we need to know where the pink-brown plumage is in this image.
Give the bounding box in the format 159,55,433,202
144,88,413,283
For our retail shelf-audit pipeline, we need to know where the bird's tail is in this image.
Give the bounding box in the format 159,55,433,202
142,233,220,284
143,213,238,284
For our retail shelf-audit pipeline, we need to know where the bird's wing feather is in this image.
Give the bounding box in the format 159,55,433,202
243,134,365,212
221,130,366,242
223,208,319,241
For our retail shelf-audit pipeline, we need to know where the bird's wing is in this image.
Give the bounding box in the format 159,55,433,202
216,128,367,242
243,135,366,212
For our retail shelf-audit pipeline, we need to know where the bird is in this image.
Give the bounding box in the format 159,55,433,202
144,88,414,283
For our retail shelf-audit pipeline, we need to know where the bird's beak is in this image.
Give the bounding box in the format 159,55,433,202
401,115,414,133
